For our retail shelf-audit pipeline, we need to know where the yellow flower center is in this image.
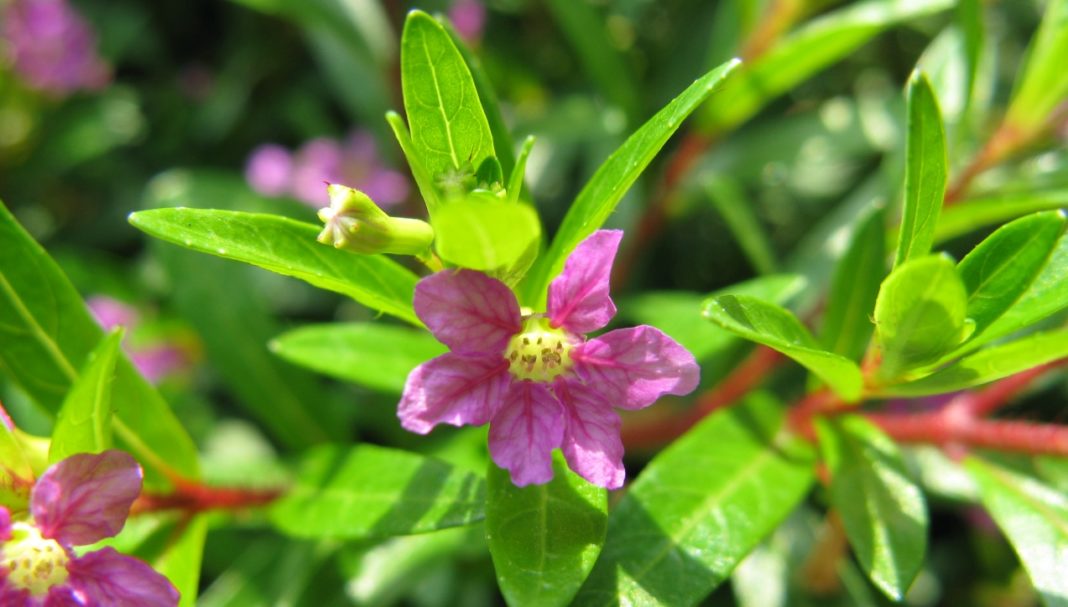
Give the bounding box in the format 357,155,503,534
505,317,575,382
1,521,70,596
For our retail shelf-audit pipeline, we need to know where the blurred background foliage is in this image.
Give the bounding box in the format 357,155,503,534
3,0,1068,605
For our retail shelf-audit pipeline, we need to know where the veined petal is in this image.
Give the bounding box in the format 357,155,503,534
399,353,511,434
0,583,30,607
65,547,179,607
488,382,564,486
44,587,81,607
414,270,521,355
548,230,622,333
32,451,142,546
0,506,11,541
553,379,625,489
572,325,700,410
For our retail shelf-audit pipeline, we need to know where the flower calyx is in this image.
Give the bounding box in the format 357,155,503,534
317,184,433,255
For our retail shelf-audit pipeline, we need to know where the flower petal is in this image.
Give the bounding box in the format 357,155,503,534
44,586,81,607
548,230,622,333
0,506,11,541
572,325,700,410
65,547,179,607
414,270,521,355
32,451,142,546
488,382,564,486
0,583,29,607
553,379,625,489
399,353,511,434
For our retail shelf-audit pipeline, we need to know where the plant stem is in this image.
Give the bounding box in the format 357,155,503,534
133,478,283,515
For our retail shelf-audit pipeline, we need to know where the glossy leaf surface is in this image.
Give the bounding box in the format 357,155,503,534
49,329,121,463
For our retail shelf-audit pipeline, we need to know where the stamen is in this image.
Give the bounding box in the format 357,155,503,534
504,317,577,382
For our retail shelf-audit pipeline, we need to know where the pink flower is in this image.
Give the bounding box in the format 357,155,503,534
398,230,699,488
0,451,179,605
244,144,293,198
1,0,110,96
86,296,188,384
448,0,486,43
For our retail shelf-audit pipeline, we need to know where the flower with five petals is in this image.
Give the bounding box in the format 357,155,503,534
398,230,699,488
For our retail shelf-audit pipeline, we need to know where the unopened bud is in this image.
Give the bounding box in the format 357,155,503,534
317,184,433,255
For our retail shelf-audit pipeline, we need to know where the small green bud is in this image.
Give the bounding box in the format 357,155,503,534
317,184,434,255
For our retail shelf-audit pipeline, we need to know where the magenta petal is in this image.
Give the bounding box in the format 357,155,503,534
0,506,11,541
414,270,521,355
0,581,30,606
547,230,622,333
572,325,700,410
487,382,564,486
44,586,81,607
65,547,179,607
399,353,511,434
32,451,142,546
553,379,625,489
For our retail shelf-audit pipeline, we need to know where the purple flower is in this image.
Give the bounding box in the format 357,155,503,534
244,132,410,209
86,296,188,384
1,0,110,96
0,451,179,605
398,230,699,488
448,0,486,43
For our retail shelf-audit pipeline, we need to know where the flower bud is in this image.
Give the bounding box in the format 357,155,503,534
317,184,433,255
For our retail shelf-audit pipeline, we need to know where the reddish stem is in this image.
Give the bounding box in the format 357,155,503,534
866,412,1068,458
962,360,1068,418
621,346,781,449
133,478,283,516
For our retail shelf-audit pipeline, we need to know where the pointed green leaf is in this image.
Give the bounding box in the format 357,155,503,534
874,255,969,379
433,194,542,273
935,191,1068,245
270,322,445,393
387,110,445,214
626,274,805,362
128,208,419,326
0,418,33,509
966,457,1068,607
704,176,778,275
507,136,536,206
895,71,948,268
574,394,815,606
879,326,1068,397
703,294,863,400
271,445,485,539
156,515,208,607
49,329,122,463
486,454,607,607
970,231,1068,350
958,211,1066,335
817,416,928,601
401,10,495,183
1004,0,1068,135
701,0,954,133
519,58,741,306
821,207,886,361
0,201,198,483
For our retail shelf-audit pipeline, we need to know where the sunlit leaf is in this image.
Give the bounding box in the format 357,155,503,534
49,329,122,463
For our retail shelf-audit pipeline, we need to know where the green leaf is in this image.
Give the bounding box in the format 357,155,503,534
271,444,485,539
625,274,805,362
970,230,1068,350
895,71,948,268
817,416,928,601
441,17,516,178
958,211,1066,335
966,457,1068,607
433,194,542,273
704,176,778,275
401,10,495,183
49,329,122,463
701,0,954,133
574,394,815,606
486,454,607,607
507,136,535,206
703,294,863,400
879,326,1068,397
821,207,886,361
387,110,445,214
545,0,640,124
155,515,208,607
873,255,970,379
198,536,333,607
934,190,1068,244
519,58,740,306
0,201,199,483
270,322,445,393
0,417,33,509
1004,0,1068,136
128,208,419,326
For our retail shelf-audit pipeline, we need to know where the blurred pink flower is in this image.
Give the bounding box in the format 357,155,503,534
0,451,179,605
448,0,486,42
1,0,110,96
245,131,409,209
86,296,188,384
398,230,700,488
